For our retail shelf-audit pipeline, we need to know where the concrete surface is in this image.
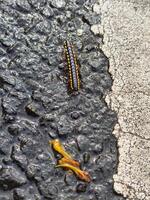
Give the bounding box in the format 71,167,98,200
93,0,150,199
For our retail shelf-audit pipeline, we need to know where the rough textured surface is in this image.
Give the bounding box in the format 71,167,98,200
95,0,150,199
0,0,125,199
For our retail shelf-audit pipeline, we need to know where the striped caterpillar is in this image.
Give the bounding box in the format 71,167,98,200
63,41,81,93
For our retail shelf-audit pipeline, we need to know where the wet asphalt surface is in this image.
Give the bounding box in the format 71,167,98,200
0,0,126,200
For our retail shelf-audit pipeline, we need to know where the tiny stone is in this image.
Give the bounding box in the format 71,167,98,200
11,145,28,169
0,38,14,47
0,71,16,86
38,180,59,198
16,0,31,12
25,102,41,117
0,47,6,55
77,29,83,36
37,154,46,161
2,158,12,165
0,166,27,190
76,183,87,193
93,3,101,14
50,0,66,9
26,164,40,179
91,24,103,35
93,143,103,154
42,6,54,17
83,152,90,163
48,132,57,139
7,124,21,135
13,188,25,200
64,173,76,186
66,11,72,18
50,122,58,131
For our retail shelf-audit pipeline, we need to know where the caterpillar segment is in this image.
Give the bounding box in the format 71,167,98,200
63,41,81,92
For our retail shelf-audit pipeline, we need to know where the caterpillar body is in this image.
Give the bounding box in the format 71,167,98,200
63,41,81,92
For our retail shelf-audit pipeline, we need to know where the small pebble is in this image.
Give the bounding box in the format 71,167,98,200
83,152,90,163
25,103,41,117
7,124,21,135
77,29,83,36
71,111,80,120
50,0,66,9
76,183,87,193
48,132,57,139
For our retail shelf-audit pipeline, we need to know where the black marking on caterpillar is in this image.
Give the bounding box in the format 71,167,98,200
63,40,81,93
